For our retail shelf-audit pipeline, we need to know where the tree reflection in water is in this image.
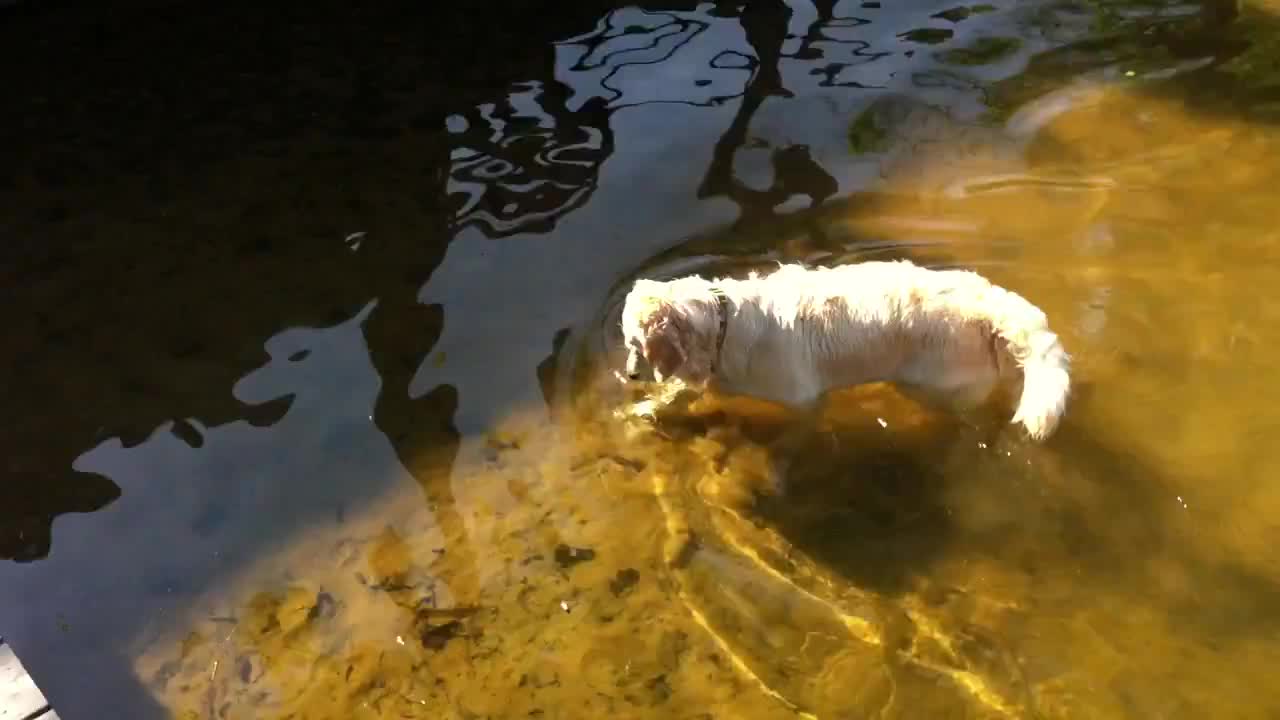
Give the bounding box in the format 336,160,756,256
447,85,612,238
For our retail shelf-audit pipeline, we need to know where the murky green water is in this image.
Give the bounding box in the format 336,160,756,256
6,0,1280,718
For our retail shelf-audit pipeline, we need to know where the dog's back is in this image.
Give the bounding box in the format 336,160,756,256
723,261,1071,440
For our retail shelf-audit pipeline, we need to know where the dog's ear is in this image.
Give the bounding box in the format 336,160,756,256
645,318,685,381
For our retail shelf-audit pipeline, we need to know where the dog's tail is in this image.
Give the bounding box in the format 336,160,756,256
985,287,1071,441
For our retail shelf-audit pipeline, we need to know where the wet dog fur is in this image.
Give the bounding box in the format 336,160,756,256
618,260,1070,442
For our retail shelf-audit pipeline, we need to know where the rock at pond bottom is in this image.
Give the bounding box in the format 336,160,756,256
554,543,596,569
609,568,641,596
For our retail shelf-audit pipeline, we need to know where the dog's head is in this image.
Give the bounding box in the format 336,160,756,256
619,278,718,385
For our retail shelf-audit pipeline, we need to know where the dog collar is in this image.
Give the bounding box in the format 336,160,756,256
711,289,730,371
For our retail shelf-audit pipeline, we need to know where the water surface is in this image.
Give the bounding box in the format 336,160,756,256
5,0,1280,718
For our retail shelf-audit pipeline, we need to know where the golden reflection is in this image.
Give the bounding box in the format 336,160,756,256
136,76,1280,720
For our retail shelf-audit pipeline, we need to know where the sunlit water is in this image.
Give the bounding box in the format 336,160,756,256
6,0,1280,718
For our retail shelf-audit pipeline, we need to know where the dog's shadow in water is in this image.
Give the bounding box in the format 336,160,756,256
750,422,969,596
653,385,987,597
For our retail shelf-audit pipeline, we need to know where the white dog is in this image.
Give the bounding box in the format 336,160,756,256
619,260,1070,441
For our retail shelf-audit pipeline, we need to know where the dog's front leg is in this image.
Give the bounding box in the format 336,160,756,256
764,395,831,495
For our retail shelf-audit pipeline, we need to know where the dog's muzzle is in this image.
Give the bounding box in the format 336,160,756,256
620,349,648,382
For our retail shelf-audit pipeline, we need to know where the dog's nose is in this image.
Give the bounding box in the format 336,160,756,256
627,371,640,380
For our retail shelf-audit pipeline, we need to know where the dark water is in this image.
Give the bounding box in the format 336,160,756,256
5,0,1280,718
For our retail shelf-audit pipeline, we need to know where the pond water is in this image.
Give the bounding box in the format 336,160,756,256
5,0,1280,718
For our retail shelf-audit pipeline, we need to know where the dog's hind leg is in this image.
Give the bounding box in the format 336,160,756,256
896,377,997,427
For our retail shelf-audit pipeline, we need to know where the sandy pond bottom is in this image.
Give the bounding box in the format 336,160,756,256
136,381,1280,720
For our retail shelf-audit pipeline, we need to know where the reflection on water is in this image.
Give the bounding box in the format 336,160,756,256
447,82,611,238
7,0,1280,718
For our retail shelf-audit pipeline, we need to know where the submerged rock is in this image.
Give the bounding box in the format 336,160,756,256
553,543,597,569
609,568,641,596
